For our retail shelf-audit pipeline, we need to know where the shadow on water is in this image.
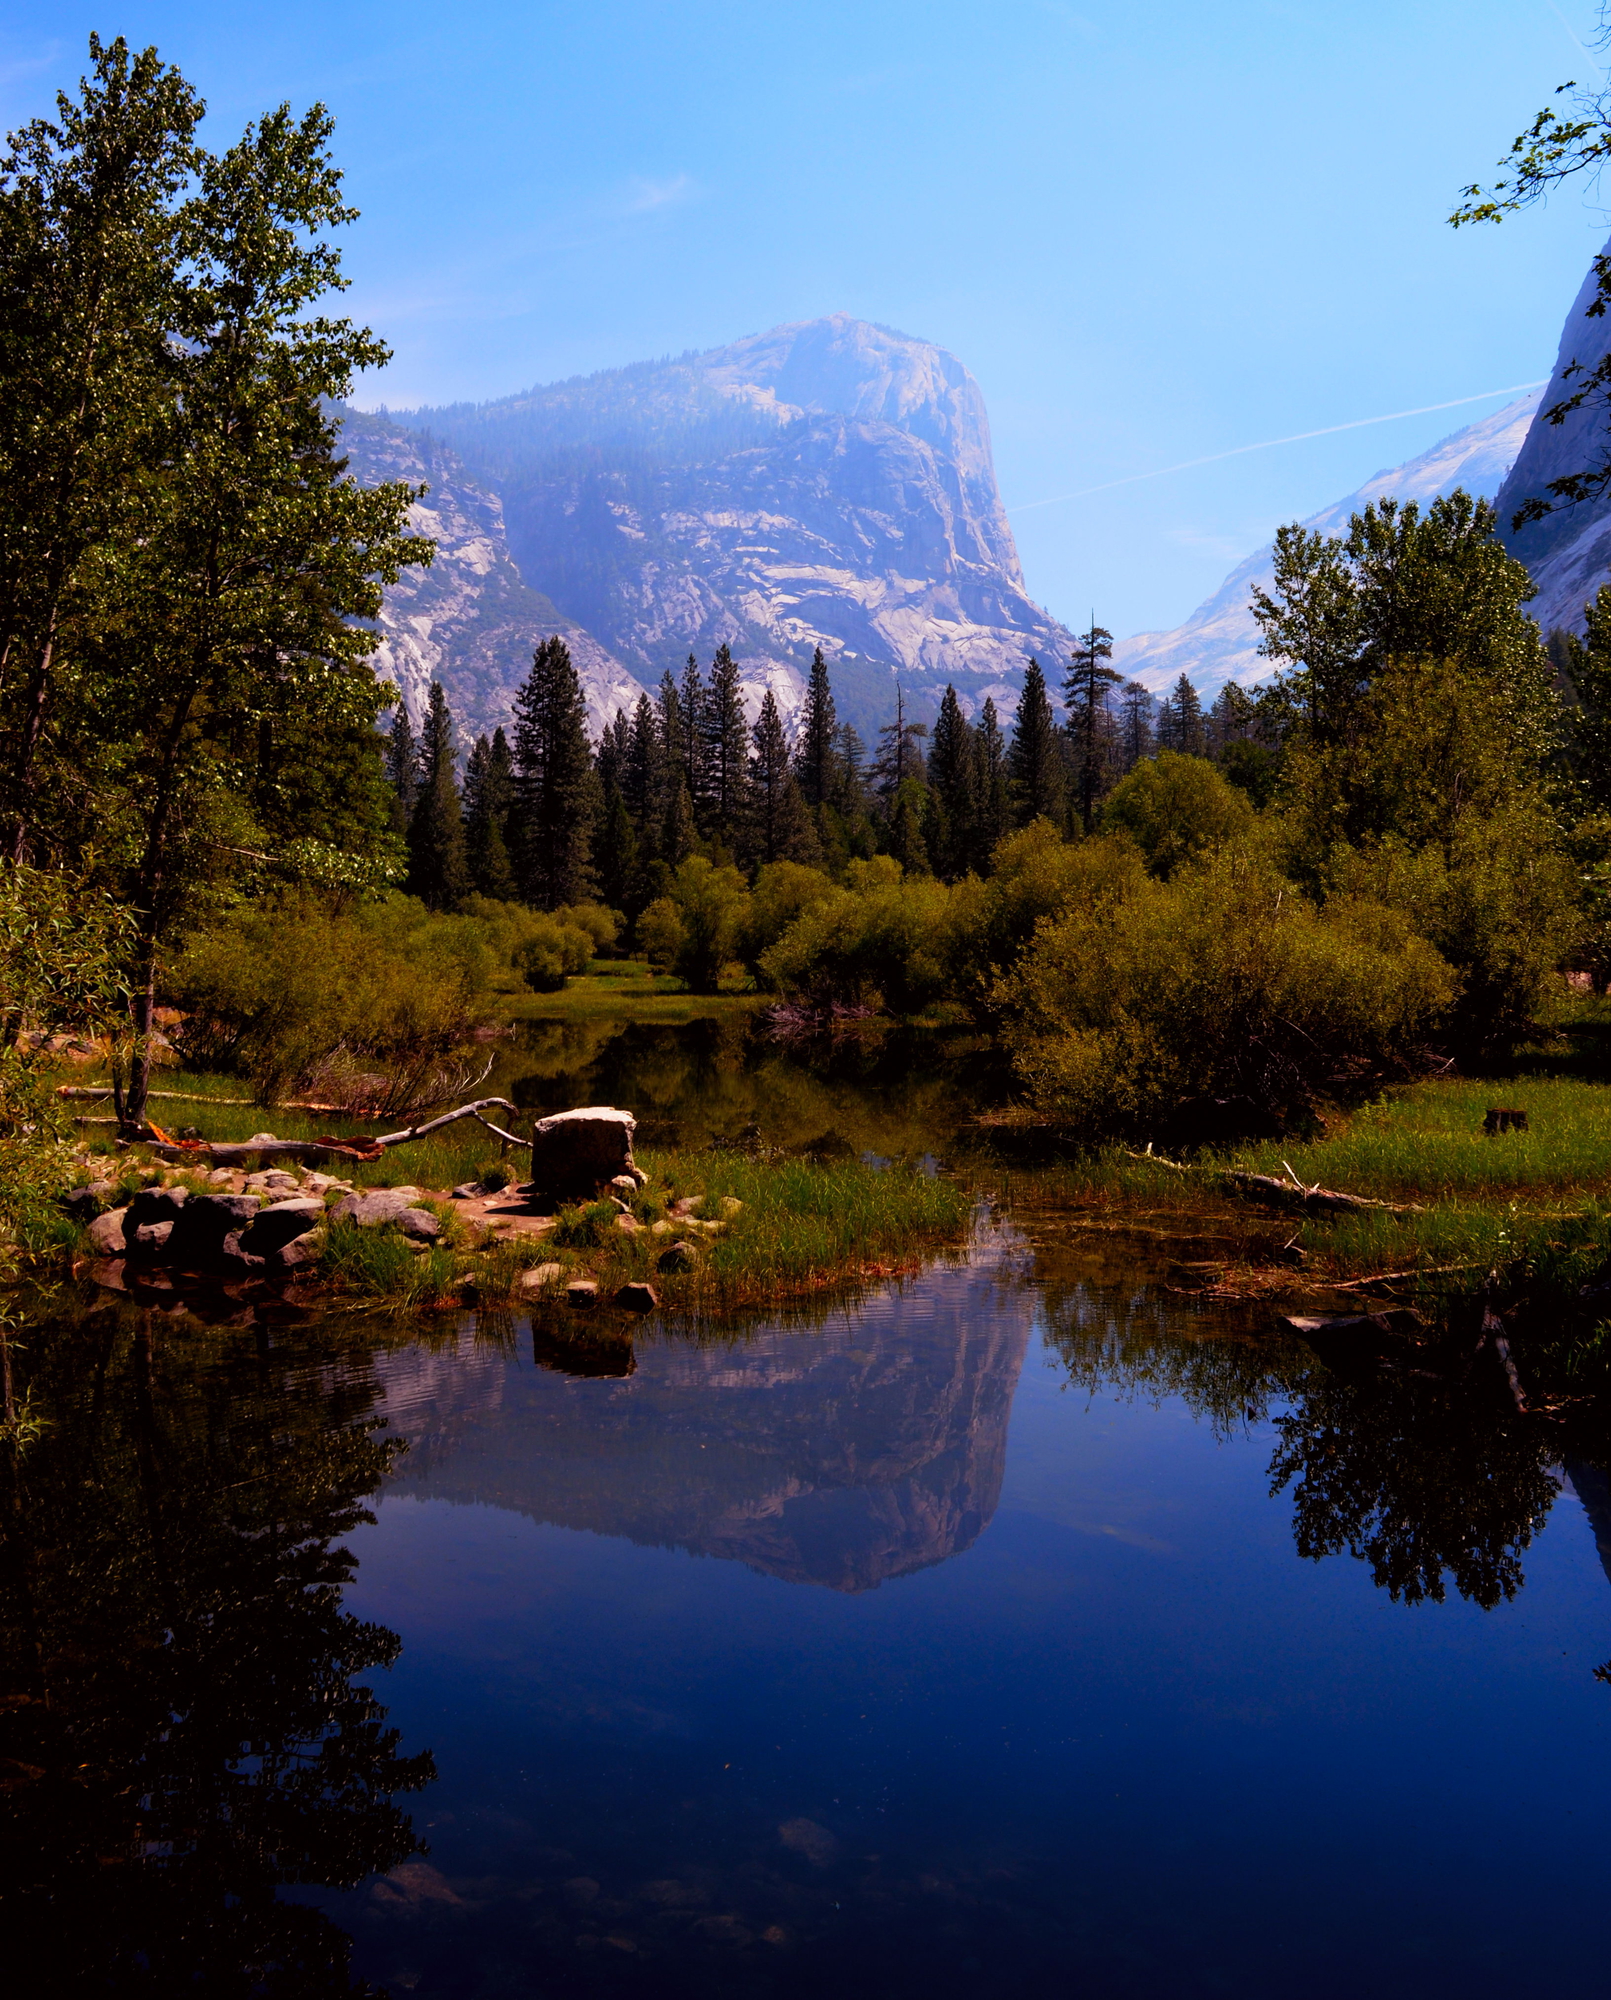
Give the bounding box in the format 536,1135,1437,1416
7,1159,1611,1989
0,1299,433,1996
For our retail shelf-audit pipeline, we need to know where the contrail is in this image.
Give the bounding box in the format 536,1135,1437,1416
1007,381,1549,513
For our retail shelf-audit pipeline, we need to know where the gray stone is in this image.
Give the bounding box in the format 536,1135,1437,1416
394,1207,441,1242
126,1185,188,1234
219,1229,267,1272
85,1208,129,1255
330,1188,419,1228
529,1106,638,1202
518,1261,565,1293
130,1220,175,1255
565,1278,599,1306
167,1194,261,1266
236,1197,324,1258
656,1241,699,1274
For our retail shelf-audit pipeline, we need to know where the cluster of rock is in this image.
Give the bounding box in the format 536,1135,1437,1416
66,1167,360,1283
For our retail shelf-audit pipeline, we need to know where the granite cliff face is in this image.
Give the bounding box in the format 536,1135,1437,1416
340,408,650,742
1111,392,1542,700
1493,234,1611,636
382,314,1076,738
370,1254,1032,1593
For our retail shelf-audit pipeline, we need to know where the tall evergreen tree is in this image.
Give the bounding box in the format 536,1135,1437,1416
679,652,708,826
1007,658,1066,826
596,706,631,799
511,635,597,908
1156,673,1205,757
871,684,929,798
925,684,977,880
1118,681,1156,772
1064,621,1122,833
971,698,1009,867
623,691,663,864
464,726,517,899
702,643,750,850
384,700,420,839
1206,680,1257,757
747,688,818,865
593,784,640,915
408,682,469,910
794,646,839,810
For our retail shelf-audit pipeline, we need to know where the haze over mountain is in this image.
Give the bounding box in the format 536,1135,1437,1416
345,314,1076,744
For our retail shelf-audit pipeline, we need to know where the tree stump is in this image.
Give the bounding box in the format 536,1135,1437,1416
1483,1107,1529,1135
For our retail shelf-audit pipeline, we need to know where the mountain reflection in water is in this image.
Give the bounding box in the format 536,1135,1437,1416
376,1249,1033,1593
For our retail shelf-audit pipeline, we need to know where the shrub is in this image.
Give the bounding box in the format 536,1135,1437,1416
513,916,593,993
998,845,1456,1135
636,858,751,992
758,858,954,1013
170,894,494,1103
1099,752,1255,878
735,861,837,969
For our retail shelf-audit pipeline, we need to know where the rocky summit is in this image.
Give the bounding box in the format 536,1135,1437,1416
347,314,1076,742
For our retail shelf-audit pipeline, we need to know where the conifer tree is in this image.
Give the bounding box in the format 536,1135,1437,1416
1118,681,1156,772
1207,680,1256,757
925,684,977,880
871,685,928,798
623,692,663,864
1008,658,1066,826
747,688,818,865
1064,621,1121,833
384,700,420,839
511,635,597,908
594,784,640,915
794,646,839,810
679,652,708,825
702,643,750,850
596,707,631,799
971,698,1009,868
1156,674,1205,756
408,682,470,910
464,726,517,899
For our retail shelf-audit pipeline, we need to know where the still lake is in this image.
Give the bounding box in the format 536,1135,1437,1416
7,1021,1611,1996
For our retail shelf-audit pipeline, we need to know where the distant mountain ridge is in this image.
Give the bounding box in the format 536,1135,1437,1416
358,313,1077,743
1110,392,1543,700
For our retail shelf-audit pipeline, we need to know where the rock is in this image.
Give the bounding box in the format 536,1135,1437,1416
670,1196,699,1218
394,1207,442,1242
269,1235,320,1272
219,1229,267,1272
87,1257,126,1291
167,1194,261,1266
608,1175,640,1198
613,1282,659,1313
244,1168,299,1194
85,1207,130,1254
518,1262,565,1293
529,1106,639,1202
650,1218,674,1237
615,1212,640,1235
236,1198,324,1258
62,1182,115,1223
329,1188,420,1228
719,1196,742,1219
126,1186,188,1234
451,1182,480,1199
130,1220,175,1255
657,1241,699,1274
206,1168,238,1188
565,1279,599,1306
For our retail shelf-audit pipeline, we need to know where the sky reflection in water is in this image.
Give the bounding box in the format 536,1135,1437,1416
304,1222,1611,1998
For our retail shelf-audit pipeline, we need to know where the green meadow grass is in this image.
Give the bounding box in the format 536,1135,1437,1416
507,959,763,1024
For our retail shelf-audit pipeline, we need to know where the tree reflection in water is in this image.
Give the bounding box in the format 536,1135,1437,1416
0,1304,433,1996
1038,1252,1566,1610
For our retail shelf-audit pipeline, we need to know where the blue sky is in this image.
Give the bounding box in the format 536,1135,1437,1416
2,0,1606,637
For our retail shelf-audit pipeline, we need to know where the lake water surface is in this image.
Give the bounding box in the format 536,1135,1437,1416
6,1025,1611,1996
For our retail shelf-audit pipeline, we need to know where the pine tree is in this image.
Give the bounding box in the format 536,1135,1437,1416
623,691,664,865
511,635,598,908
679,652,708,827
1118,681,1156,772
747,688,819,865
464,726,517,899
1064,621,1121,833
871,685,929,798
594,784,640,915
1207,680,1256,757
1008,658,1065,827
971,698,1009,868
925,684,977,881
407,681,470,910
597,707,631,799
702,643,750,850
384,700,420,840
794,646,839,810
1156,673,1205,757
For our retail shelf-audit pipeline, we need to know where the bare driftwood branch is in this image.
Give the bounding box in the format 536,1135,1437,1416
137,1097,524,1167
1330,1262,1482,1292
1220,1170,1421,1216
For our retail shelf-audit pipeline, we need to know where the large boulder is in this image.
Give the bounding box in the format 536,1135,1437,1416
330,1188,422,1228
236,1197,325,1259
167,1194,261,1267
529,1107,640,1202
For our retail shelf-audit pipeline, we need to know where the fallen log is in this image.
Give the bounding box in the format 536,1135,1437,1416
136,1097,525,1167
1220,1170,1421,1216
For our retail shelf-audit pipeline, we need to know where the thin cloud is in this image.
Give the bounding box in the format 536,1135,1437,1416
620,173,695,215
1008,381,1548,513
